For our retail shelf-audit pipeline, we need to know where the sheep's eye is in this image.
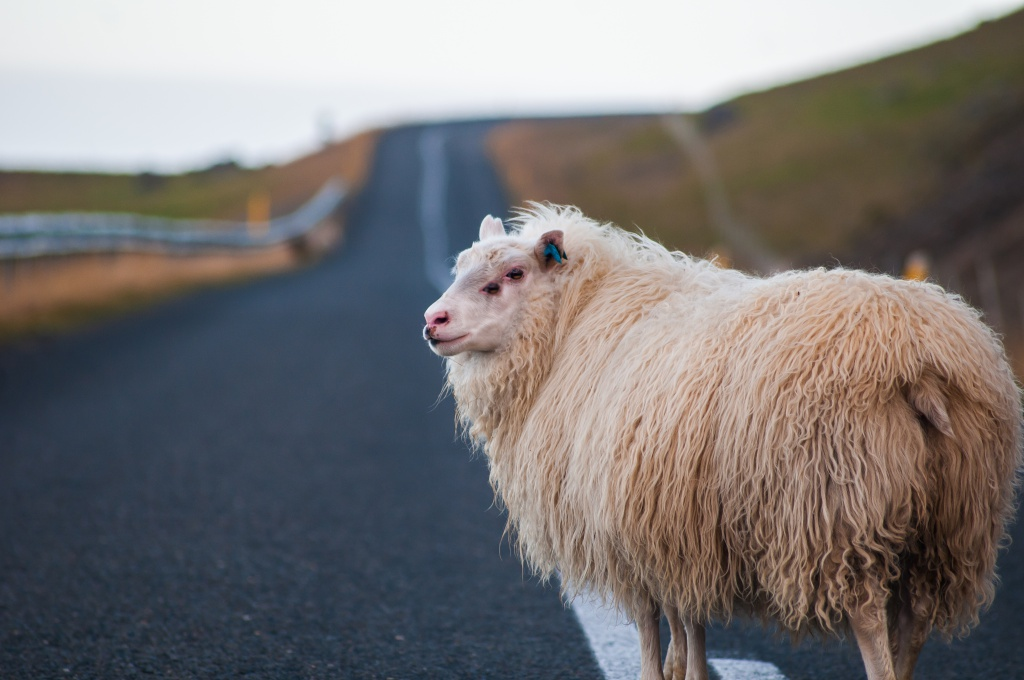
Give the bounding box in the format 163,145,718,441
507,268,524,280
483,282,501,295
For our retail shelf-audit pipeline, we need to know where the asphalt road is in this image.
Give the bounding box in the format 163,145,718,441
2,121,1023,679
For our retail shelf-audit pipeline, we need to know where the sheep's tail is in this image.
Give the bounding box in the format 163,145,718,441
907,370,954,438
910,360,1022,640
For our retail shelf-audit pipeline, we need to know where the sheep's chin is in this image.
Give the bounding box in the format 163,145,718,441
429,334,473,357
430,332,508,357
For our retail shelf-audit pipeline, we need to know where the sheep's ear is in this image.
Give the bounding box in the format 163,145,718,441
479,215,505,240
534,230,567,271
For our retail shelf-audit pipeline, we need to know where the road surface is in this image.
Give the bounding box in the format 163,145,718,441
2,121,1022,679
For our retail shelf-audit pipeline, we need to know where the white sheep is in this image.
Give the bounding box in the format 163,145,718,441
422,206,1022,680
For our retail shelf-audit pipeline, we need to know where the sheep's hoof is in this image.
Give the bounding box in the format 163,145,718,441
663,643,684,680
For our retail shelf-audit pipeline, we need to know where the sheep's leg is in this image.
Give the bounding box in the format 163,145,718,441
683,617,708,680
849,585,897,680
637,598,664,680
663,605,687,680
662,604,708,680
892,581,932,680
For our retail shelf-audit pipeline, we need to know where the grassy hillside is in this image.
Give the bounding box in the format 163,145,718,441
491,116,704,248
491,9,1024,260
488,8,1024,371
0,130,379,342
496,11,1023,251
0,129,378,221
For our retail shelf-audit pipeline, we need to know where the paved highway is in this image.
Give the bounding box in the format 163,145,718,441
2,121,1022,679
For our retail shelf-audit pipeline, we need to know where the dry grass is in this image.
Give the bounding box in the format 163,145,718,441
489,10,1024,262
0,129,378,342
255,129,379,217
0,129,379,220
487,9,1024,375
488,116,715,255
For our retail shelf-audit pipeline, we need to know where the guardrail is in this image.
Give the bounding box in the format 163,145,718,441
0,178,346,259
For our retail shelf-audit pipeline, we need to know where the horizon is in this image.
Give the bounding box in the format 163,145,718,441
1,0,1021,173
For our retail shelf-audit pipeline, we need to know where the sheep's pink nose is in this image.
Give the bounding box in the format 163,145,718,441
423,306,450,341
426,310,450,327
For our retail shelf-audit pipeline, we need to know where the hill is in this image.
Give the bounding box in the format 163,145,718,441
0,130,377,221
0,131,378,341
487,7,1024,372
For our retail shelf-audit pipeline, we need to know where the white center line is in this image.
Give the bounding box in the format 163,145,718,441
571,594,642,679
571,593,790,679
418,128,454,295
710,658,789,680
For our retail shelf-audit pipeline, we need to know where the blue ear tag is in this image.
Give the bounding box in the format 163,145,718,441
544,242,564,264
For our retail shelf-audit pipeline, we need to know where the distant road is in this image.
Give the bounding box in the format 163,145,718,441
2,121,1022,679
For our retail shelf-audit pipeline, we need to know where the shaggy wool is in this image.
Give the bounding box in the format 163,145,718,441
444,205,1022,639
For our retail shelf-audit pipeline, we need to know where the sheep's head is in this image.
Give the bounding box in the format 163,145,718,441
423,215,567,357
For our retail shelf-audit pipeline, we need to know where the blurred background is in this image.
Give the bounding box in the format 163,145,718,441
1,0,1022,370
3,5,1024,678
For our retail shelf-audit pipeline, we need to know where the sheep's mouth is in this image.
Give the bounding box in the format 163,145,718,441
426,331,470,355
424,326,469,346
429,334,468,347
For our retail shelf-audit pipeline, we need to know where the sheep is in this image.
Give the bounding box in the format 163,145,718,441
421,205,1022,680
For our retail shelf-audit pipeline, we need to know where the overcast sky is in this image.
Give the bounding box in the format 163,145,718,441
1,0,1021,171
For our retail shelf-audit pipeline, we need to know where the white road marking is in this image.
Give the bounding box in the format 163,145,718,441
571,595,642,679
709,658,788,680
417,125,789,680
571,593,790,679
418,128,455,294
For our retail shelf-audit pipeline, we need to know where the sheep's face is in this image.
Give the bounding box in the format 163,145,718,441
423,215,567,357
